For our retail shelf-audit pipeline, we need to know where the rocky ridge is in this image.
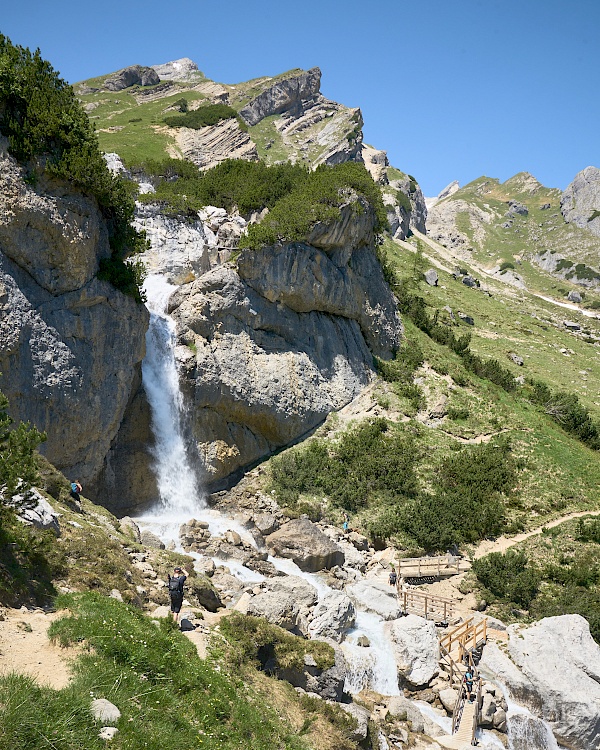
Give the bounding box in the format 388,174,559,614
561,165,600,238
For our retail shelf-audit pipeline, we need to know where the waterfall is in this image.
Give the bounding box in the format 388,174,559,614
138,274,205,527
508,714,561,750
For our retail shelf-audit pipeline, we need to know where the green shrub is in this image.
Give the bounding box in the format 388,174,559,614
499,261,515,271
576,516,600,544
0,34,146,300
241,161,388,250
164,103,246,131
270,418,419,514
527,380,600,449
473,550,541,607
219,612,334,671
447,406,469,420
396,189,411,212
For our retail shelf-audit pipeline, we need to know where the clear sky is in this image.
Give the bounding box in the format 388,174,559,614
2,0,598,196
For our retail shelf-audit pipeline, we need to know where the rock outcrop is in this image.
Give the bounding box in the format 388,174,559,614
166,202,401,483
479,615,600,750
561,166,600,238
174,119,258,171
384,615,439,687
239,68,322,126
104,65,160,91
0,140,148,487
266,518,344,572
151,57,202,82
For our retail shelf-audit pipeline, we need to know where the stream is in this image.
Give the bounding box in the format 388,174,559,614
134,271,564,750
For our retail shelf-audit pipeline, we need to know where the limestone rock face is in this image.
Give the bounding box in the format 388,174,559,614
104,65,160,91
308,591,356,642
561,166,600,238
240,68,322,126
175,119,258,171
170,237,395,482
151,58,202,82
479,616,600,750
0,143,148,488
384,615,439,687
0,144,111,295
132,202,234,284
266,518,344,572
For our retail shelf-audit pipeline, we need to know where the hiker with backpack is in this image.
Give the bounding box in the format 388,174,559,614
167,566,188,624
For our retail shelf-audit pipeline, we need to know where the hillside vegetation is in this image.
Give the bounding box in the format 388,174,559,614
0,34,146,300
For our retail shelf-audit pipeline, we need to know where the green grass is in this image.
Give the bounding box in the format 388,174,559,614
0,593,308,750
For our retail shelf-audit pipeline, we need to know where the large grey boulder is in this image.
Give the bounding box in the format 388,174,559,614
190,574,222,612
104,65,160,91
239,68,322,126
561,166,600,238
308,591,356,642
266,518,344,572
247,590,299,631
346,580,402,621
277,643,348,702
479,616,600,750
0,140,148,490
263,575,319,609
384,615,439,687
7,489,60,534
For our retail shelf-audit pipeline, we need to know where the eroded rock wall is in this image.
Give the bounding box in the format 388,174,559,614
0,139,148,489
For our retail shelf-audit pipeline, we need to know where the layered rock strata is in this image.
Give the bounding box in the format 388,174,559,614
561,166,600,238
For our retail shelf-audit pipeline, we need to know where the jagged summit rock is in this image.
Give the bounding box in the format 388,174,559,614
151,57,202,81
104,64,160,91
561,166,600,238
239,67,322,126
425,180,459,210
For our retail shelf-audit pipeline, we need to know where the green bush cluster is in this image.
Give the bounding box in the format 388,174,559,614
472,550,541,608
0,389,63,606
271,418,419,516
400,439,514,551
526,380,600,449
219,612,334,672
242,161,388,250
139,158,308,217
270,417,516,551
164,103,246,131
499,261,515,271
139,158,387,250
0,35,146,301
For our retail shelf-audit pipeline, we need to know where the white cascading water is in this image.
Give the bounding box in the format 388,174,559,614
137,272,567,747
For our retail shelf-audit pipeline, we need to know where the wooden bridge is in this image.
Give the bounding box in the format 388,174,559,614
396,554,470,583
397,587,455,622
437,618,488,748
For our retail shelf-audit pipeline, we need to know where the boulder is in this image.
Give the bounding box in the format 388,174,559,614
8,489,60,535
263,576,319,609
90,698,121,724
424,269,438,287
190,575,222,612
104,65,160,91
567,290,583,303
479,616,600,750
338,702,370,742
387,695,424,733
308,592,356,642
98,727,119,740
247,590,299,631
346,580,401,621
384,615,439,687
266,518,344,572
119,516,141,542
508,352,524,366
480,692,496,726
253,513,279,536
438,687,459,713
564,320,581,331
277,644,348,702
140,530,165,549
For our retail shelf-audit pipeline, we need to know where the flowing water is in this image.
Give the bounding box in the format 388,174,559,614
136,270,566,746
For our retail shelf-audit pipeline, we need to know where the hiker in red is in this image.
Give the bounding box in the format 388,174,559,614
167,566,188,624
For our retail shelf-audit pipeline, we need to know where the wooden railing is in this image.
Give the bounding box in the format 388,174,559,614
397,553,463,578
451,666,482,739
440,616,487,658
397,588,454,621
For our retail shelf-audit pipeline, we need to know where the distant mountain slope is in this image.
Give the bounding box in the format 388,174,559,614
427,172,600,295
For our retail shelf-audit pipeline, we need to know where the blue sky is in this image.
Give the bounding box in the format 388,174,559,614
2,0,598,196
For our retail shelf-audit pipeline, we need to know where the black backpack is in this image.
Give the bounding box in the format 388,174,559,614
168,575,183,593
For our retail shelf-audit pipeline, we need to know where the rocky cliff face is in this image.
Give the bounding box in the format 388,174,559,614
172,210,400,483
239,68,322,126
0,139,148,489
561,166,600,238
